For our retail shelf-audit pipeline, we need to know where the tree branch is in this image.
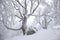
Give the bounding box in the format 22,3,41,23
16,8,24,19
2,20,22,31
30,0,33,14
12,1,24,18
15,0,25,9
28,0,40,16
47,15,58,18
24,0,27,15
15,15,23,20
47,18,52,25
19,19,22,22
38,12,41,25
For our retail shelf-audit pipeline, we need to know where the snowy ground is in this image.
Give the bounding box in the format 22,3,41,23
5,28,60,40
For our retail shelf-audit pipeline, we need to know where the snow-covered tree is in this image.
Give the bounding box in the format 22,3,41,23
0,0,57,35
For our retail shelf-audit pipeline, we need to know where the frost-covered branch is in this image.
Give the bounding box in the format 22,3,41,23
15,0,25,9
2,19,22,31
28,0,40,16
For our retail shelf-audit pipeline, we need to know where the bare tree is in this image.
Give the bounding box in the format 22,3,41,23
34,0,55,29
1,0,41,35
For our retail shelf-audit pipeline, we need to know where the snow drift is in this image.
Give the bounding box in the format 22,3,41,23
5,29,60,40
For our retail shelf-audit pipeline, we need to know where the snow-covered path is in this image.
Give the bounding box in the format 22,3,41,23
5,29,60,40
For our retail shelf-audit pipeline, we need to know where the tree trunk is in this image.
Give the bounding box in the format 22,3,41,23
43,15,47,29
21,16,27,35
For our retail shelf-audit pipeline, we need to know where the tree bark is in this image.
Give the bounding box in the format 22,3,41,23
43,15,47,29
21,16,27,35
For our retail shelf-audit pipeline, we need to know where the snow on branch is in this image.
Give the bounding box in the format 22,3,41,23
2,19,22,31
15,0,25,9
28,0,40,16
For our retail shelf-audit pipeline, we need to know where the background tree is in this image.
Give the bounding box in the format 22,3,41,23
53,0,60,25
